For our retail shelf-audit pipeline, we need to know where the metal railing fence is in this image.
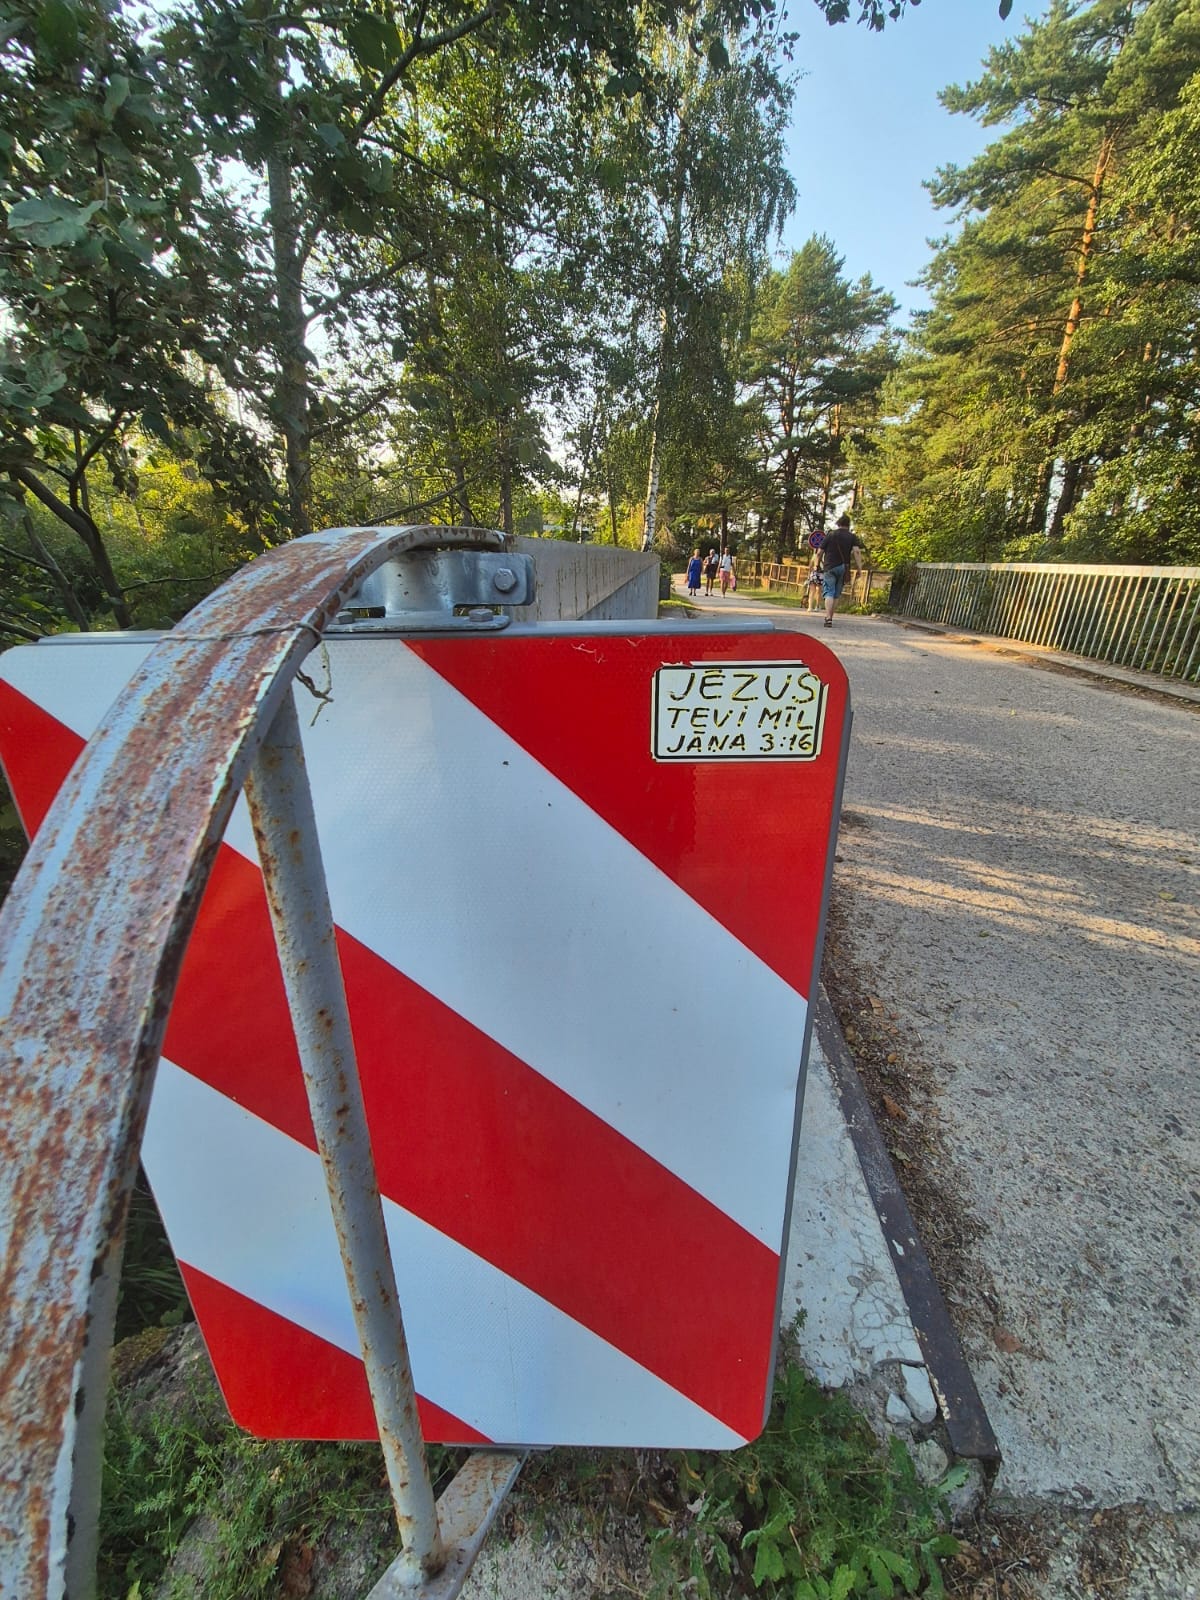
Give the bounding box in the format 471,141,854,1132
738,560,892,606
893,563,1200,685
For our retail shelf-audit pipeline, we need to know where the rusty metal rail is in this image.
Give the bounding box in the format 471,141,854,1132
0,525,526,1599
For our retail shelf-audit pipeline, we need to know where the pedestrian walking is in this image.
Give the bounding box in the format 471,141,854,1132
686,549,703,597
718,548,736,596
806,528,825,614
820,513,864,628
703,548,719,595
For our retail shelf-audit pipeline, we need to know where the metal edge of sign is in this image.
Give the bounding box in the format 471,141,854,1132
813,989,1001,1467
761,680,854,1435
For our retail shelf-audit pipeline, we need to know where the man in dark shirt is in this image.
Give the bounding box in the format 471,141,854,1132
820,513,865,628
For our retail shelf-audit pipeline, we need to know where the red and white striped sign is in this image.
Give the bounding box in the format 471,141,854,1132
0,627,849,1449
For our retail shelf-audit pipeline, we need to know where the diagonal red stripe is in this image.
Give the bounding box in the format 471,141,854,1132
0,689,778,1441
166,847,778,1440
180,1264,491,1442
408,631,849,995
0,679,83,837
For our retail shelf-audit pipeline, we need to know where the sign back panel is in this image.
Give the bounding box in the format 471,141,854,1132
0,625,850,1449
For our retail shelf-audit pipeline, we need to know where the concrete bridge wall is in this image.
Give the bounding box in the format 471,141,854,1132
510,537,659,622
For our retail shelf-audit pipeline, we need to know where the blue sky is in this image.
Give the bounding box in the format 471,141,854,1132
779,1,1026,321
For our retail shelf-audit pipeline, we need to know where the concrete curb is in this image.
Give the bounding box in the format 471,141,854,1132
892,617,1200,709
813,986,1001,1466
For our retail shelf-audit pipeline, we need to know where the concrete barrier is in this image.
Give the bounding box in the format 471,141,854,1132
509,537,660,621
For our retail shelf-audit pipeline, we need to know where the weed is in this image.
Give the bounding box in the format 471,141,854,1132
115,1174,191,1343
99,1350,464,1600
516,1357,962,1599
101,1331,957,1600
739,587,893,617
647,1363,961,1599
843,594,892,616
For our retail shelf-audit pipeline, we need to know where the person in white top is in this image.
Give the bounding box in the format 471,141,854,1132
718,548,736,595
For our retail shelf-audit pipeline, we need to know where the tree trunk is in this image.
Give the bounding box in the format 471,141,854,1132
267,147,312,540
571,410,597,541
440,393,474,524
1047,458,1083,539
1025,457,1055,540
497,417,513,537
1127,341,1159,449
643,401,663,550
1032,133,1115,540
13,466,133,628
818,404,841,525
604,428,620,544
452,446,474,525
644,125,687,552
1051,134,1114,397
22,513,90,630
423,268,474,524
779,451,799,551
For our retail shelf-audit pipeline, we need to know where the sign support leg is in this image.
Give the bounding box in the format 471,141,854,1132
245,690,445,1582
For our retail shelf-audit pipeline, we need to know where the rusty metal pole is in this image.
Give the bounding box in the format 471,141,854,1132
244,690,444,1583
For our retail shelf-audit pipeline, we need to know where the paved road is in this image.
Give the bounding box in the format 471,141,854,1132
675,581,1200,1516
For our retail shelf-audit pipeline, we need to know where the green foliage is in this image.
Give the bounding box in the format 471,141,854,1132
99,1345,466,1600
857,0,1200,566
745,238,896,556
0,0,277,620
0,778,26,901
99,1402,406,1600
649,1363,961,1600
115,1173,192,1343
844,591,891,616
0,0,940,637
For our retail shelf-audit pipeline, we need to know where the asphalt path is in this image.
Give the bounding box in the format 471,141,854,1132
673,580,1200,1519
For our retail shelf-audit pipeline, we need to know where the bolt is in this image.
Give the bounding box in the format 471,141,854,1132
492,567,518,594
467,607,495,623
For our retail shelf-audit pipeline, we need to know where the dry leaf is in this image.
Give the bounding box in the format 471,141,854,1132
992,1327,1024,1354
279,1540,315,1599
882,1094,907,1121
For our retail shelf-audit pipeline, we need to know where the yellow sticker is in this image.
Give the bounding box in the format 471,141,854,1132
652,663,827,761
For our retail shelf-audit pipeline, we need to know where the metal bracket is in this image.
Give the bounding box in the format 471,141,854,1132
331,549,536,634
366,1452,526,1598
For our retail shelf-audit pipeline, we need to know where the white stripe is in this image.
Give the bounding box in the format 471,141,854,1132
234,643,806,1244
1,638,808,1244
143,1061,745,1448
0,638,160,738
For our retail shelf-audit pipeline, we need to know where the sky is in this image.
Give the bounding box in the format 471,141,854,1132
779,0,1027,322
